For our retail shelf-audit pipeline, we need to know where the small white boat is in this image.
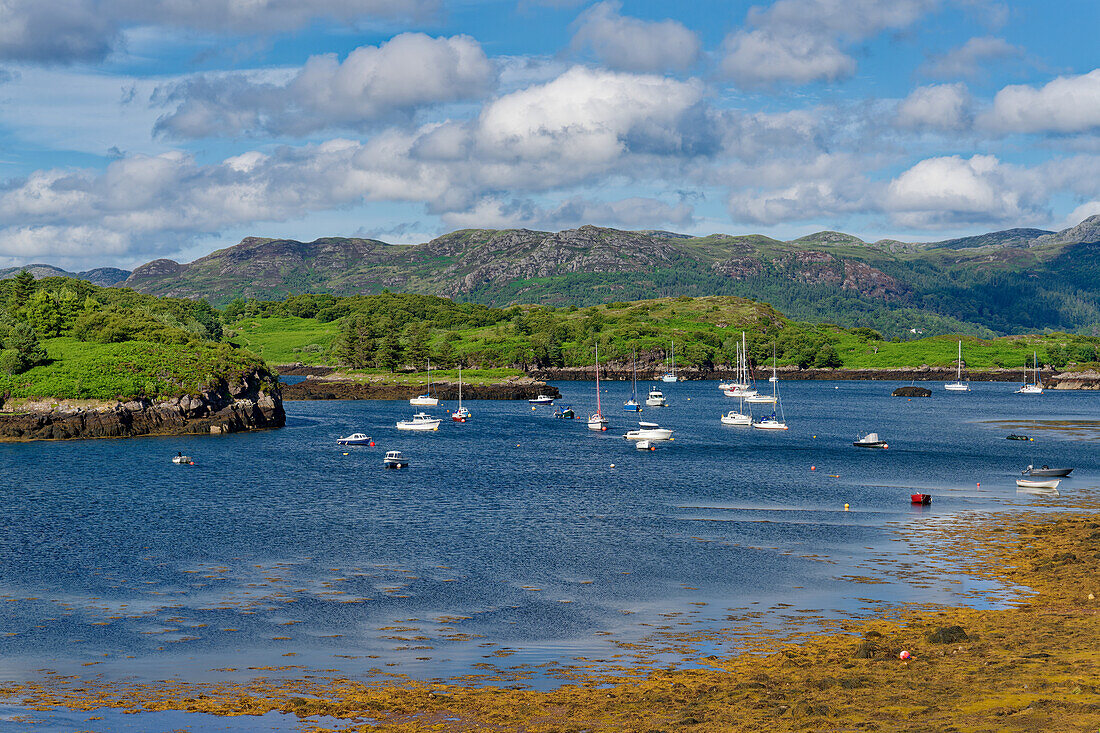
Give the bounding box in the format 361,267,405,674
945,340,970,391
529,394,556,405
1016,478,1060,490
410,359,439,405
753,416,788,430
853,432,888,448
172,454,194,464
1015,352,1043,394
383,450,409,469
635,439,655,451
624,421,673,440
396,412,441,431
645,389,667,407
744,393,777,404
336,433,372,445
624,351,642,411
720,410,752,426
661,342,677,382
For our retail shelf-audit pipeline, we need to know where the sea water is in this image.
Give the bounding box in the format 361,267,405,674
1,380,1097,690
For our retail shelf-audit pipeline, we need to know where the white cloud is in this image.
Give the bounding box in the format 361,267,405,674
440,194,693,231
1066,200,1100,227
154,34,496,138
570,1,700,73
920,36,1023,79
720,0,936,86
724,154,869,225
0,0,438,64
883,154,1044,227
983,69,1100,134
0,67,718,264
896,83,972,131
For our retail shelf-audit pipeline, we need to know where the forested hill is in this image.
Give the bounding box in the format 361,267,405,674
77,215,1100,337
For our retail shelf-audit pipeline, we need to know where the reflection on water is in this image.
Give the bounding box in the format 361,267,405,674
0,380,1097,684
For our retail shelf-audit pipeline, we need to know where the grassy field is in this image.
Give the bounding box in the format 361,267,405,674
226,316,340,365
227,297,1099,372
0,337,269,401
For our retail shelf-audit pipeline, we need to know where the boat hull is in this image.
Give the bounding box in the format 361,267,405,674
383,460,408,469
396,421,440,431
337,439,372,445
624,429,673,440
1023,467,1073,477
853,441,888,448
720,412,752,426
410,397,439,406
753,420,788,430
745,395,777,404
1017,478,1061,489
944,383,970,391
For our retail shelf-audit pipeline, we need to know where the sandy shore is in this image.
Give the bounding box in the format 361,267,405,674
3,497,1099,731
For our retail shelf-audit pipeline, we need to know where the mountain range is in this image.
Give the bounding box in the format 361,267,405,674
9,216,1100,337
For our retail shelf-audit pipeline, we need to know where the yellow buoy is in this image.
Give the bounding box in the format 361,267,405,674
610,463,616,468
844,504,849,511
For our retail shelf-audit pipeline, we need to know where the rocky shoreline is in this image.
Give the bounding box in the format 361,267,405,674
0,370,285,441
282,377,559,401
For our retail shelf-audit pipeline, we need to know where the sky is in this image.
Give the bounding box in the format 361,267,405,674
0,0,1099,270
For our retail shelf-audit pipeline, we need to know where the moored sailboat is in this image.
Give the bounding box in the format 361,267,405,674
945,340,970,391
410,359,439,406
624,350,641,411
588,344,609,431
752,344,788,430
1015,352,1043,394
452,365,470,422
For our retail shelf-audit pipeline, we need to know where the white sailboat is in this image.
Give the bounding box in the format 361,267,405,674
945,340,970,391
1015,352,1043,394
588,344,609,431
410,359,439,406
624,350,641,411
452,365,470,422
661,342,677,382
723,332,758,398
753,344,788,430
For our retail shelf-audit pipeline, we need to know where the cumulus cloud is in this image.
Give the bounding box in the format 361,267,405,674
0,67,719,263
570,1,700,73
920,36,1023,79
442,194,694,230
154,34,495,138
896,83,972,131
982,69,1100,134
883,154,1044,227
724,153,870,225
0,0,438,64
720,0,936,86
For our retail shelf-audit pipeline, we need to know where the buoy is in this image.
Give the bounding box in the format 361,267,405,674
977,482,980,488
610,463,616,468
828,474,840,478
883,444,889,449
844,504,849,511
811,466,816,471
812,435,816,439
343,452,349,456
669,437,674,441
899,650,911,661
369,441,375,447
516,443,521,447
532,406,536,411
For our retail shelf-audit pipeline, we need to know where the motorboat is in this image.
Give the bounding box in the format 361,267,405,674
529,395,556,405
1015,352,1043,394
336,433,373,445
721,410,752,426
1006,434,1032,441
911,493,932,505
635,439,655,451
853,432,888,448
172,454,194,464
410,359,439,406
452,366,470,422
396,412,441,431
383,450,408,469
624,421,673,440
945,340,970,391
624,351,642,411
553,406,575,419
1022,465,1073,477
588,344,608,431
1017,478,1061,490
645,389,667,407
661,342,677,382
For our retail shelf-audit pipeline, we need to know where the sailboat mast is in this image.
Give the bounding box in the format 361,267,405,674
957,340,962,380
595,343,602,415
458,364,462,409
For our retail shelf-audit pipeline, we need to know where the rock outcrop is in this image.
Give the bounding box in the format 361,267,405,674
0,369,284,441
1047,370,1100,390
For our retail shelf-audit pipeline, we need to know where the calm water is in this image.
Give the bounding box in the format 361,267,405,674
1,380,1097,689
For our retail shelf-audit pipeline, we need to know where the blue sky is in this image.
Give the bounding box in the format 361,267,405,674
0,0,1098,269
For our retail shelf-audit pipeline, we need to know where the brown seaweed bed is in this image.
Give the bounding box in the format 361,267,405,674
2,492,1100,731
982,419,1100,441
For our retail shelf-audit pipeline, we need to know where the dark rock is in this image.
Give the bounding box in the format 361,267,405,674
927,625,969,644
893,385,932,397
